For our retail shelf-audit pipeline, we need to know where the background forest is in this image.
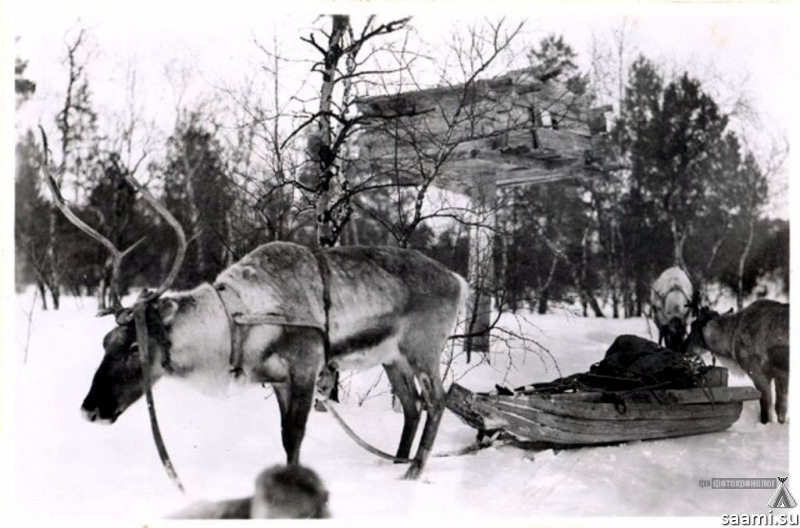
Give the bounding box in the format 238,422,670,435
14,16,789,320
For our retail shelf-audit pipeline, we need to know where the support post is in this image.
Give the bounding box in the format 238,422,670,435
465,172,497,357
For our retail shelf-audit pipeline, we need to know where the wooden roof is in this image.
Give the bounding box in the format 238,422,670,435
353,67,620,196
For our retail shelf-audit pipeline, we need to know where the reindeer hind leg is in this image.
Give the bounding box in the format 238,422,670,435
397,300,461,479
749,370,774,424
774,371,789,424
404,369,446,480
383,360,421,461
397,329,448,480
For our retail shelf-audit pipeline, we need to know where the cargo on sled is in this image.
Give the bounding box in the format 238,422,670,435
446,335,761,448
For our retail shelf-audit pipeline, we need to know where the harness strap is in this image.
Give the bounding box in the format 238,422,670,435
314,251,333,364
213,283,249,377
212,280,329,377
132,299,186,493
652,283,691,303
651,283,693,319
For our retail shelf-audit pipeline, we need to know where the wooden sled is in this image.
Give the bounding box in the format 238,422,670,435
446,367,760,448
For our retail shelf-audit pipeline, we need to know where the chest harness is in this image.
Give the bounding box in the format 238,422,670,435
209,252,333,377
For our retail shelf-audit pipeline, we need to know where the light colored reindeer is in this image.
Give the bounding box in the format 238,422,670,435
42,139,468,480
684,300,789,424
650,266,695,352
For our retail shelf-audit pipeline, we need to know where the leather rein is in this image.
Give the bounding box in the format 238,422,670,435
130,277,331,496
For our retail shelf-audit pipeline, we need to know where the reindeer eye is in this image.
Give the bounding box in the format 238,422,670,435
130,343,140,353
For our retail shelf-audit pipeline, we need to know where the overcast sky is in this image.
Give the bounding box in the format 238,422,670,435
7,0,798,218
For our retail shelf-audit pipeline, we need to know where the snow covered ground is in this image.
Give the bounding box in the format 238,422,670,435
4,289,791,522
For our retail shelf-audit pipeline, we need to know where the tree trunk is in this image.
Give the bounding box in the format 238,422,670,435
587,296,604,318
635,281,645,317
670,218,689,271
565,260,604,318
315,15,349,248
46,207,61,310
97,276,107,312
313,16,350,407
224,204,235,267
537,289,548,314
37,280,48,310
182,158,205,279
465,173,496,356
737,215,755,311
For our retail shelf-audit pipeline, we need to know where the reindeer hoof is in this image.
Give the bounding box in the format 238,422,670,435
402,463,422,480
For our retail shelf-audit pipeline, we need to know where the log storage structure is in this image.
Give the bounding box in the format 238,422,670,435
354,67,620,353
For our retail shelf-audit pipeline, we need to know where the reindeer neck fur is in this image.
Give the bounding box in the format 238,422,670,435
702,313,738,361
163,283,251,395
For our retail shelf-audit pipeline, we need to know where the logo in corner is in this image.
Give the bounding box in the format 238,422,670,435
768,477,797,509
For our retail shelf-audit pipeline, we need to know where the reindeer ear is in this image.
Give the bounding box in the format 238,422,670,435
158,298,179,326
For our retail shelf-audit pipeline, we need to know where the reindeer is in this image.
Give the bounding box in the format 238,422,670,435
169,465,330,519
684,300,789,424
41,138,468,481
650,266,695,352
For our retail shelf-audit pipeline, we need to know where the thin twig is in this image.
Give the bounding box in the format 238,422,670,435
23,288,39,364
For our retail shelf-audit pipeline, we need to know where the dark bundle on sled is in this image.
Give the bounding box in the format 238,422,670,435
513,335,707,396
447,335,760,448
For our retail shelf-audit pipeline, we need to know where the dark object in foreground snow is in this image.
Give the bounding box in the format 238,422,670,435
168,465,330,519
446,335,761,447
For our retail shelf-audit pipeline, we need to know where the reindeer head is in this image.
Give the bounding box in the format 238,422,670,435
683,306,719,356
82,300,180,423
39,127,186,424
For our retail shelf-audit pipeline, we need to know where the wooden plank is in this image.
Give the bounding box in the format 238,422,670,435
539,386,760,405
489,397,743,422
446,384,490,430
472,398,742,442
490,406,740,445
701,366,729,387
536,128,591,155
664,387,761,404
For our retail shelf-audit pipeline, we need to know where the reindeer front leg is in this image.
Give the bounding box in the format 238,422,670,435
273,378,316,465
270,328,325,465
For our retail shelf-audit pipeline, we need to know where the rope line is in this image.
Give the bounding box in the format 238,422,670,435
315,395,412,464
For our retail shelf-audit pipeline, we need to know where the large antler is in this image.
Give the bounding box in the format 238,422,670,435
122,175,187,300
40,127,188,494
38,126,144,315
39,126,187,308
